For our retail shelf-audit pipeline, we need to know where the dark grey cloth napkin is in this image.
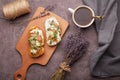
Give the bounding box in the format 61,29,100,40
82,0,120,77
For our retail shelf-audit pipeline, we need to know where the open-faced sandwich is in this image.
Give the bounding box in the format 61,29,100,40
28,26,44,58
45,17,61,46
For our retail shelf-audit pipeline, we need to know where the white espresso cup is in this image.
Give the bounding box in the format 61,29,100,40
68,5,103,28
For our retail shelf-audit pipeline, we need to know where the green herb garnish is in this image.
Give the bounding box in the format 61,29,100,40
50,40,53,44
53,32,57,39
36,31,39,35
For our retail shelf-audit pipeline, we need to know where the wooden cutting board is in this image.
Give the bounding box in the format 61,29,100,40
14,7,69,80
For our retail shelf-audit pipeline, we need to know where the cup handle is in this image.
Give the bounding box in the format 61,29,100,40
92,16,104,19
68,8,75,14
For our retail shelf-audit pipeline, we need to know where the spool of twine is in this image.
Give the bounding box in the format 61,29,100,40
2,0,30,20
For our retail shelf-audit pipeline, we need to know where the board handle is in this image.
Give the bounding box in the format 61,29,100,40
14,60,31,80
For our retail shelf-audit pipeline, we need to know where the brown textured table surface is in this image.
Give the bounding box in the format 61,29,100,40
0,0,120,80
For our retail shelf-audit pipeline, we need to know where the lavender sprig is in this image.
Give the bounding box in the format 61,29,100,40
51,33,89,80
65,33,88,65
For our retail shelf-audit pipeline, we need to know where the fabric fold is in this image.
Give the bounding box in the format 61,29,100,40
82,0,118,77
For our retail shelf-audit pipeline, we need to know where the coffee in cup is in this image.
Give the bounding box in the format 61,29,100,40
68,5,103,28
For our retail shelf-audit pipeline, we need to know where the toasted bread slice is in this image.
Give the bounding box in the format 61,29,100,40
45,17,61,46
28,26,44,58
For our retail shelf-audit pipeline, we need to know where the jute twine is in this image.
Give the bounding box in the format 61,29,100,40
59,62,71,72
2,0,30,20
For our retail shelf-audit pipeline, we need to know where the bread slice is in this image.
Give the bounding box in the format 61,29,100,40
28,26,44,58
45,17,61,46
